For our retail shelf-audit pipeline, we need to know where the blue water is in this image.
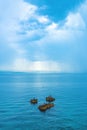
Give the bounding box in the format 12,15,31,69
0,72,87,130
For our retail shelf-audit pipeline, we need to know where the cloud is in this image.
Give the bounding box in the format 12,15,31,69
0,0,50,62
41,5,86,45
11,58,73,72
31,0,87,72
64,12,86,30
0,0,87,72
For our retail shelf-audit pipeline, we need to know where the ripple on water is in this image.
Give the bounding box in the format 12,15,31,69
0,73,87,130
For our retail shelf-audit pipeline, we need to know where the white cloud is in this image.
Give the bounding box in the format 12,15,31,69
0,0,37,22
0,0,87,72
36,16,50,24
64,12,86,30
12,58,73,72
0,0,37,58
36,0,87,46
0,0,50,61
79,0,87,24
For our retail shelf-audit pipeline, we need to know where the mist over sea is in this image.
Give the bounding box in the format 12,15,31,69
0,72,87,130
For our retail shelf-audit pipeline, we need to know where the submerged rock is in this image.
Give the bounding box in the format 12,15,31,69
30,98,38,104
46,96,55,102
38,103,54,112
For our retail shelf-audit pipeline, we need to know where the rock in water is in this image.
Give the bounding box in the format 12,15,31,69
30,98,38,104
38,103,54,112
46,96,55,102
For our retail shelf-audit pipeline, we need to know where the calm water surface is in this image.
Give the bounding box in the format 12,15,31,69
0,72,87,130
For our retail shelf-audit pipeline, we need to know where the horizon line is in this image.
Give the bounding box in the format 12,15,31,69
0,70,87,74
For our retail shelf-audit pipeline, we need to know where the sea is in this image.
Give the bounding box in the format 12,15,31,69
0,72,87,130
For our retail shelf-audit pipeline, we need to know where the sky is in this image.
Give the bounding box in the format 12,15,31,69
0,0,87,72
